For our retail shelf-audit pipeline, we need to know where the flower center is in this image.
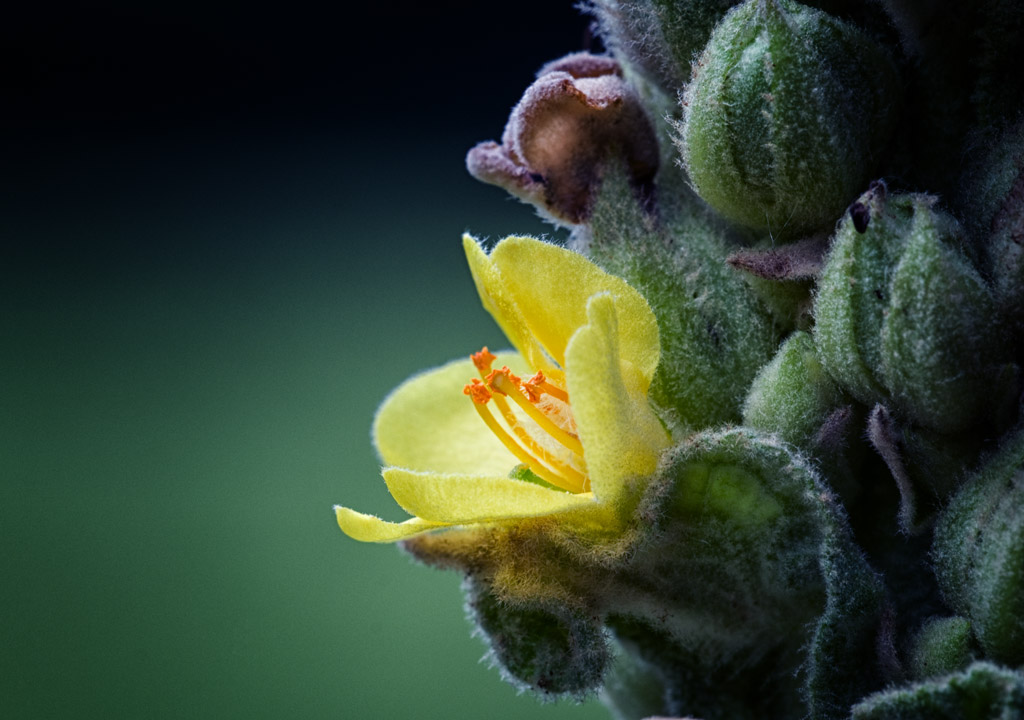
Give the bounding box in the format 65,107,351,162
463,347,589,493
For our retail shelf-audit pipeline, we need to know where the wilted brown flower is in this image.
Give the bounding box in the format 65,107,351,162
467,52,658,225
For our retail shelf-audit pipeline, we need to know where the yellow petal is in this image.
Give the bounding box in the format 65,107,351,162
490,236,660,390
564,293,670,502
383,468,595,523
373,351,524,475
462,234,556,377
335,506,447,543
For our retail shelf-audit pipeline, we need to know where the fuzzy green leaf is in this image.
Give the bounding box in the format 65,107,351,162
615,428,887,719
579,165,779,430
463,576,609,699
851,662,1024,720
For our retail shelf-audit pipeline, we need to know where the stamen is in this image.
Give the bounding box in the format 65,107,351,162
471,347,497,375
487,368,585,457
466,390,586,493
524,370,569,403
465,353,590,494
488,392,588,482
463,378,492,405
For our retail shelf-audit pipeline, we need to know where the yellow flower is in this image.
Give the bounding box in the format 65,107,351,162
335,235,669,542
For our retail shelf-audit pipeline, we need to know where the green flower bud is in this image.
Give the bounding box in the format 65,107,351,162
586,0,739,92
881,215,995,433
851,662,1024,720
933,426,1024,666
815,185,912,404
815,189,997,433
678,0,900,237
743,331,844,448
908,616,974,681
743,329,869,526
963,121,1024,353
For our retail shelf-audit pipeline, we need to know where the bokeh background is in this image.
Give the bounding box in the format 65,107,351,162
2,3,609,717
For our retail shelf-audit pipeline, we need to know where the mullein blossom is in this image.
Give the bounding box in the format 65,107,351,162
332,235,848,709
335,234,669,543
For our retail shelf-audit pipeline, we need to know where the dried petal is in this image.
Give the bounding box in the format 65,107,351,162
467,53,658,225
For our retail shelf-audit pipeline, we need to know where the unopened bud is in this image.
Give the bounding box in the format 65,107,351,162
678,0,899,237
743,331,843,449
933,427,1024,667
815,189,996,433
908,616,973,681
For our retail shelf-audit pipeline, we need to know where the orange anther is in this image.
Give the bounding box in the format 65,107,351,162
524,370,569,403
483,371,505,395
485,367,584,457
463,350,588,493
484,366,525,397
463,378,492,405
522,371,546,402
503,366,523,385
471,347,497,375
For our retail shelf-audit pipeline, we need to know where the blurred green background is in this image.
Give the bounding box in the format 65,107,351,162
2,3,607,717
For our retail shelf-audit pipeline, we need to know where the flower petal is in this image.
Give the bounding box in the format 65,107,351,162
462,235,557,377
490,237,660,391
335,506,446,543
383,468,596,523
564,293,670,502
373,351,524,475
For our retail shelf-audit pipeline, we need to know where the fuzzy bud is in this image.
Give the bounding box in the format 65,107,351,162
958,121,1024,356
586,0,739,92
742,331,844,449
678,0,899,237
933,426,1024,667
908,616,974,681
659,428,887,717
466,53,658,226
814,188,997,433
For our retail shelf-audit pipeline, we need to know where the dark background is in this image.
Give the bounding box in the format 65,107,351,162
2,3,607,718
